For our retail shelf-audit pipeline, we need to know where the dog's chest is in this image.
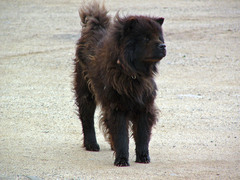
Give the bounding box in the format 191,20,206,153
102,77,156,108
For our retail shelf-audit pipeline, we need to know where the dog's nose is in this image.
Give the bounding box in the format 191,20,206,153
158,44,166,49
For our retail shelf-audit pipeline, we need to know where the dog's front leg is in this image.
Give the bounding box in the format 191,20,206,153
133,109,156,163
106,110,129,166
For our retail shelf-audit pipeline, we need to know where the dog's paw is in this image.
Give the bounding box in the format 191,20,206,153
84,143,100,151
136,154,150,163
114,157,130,167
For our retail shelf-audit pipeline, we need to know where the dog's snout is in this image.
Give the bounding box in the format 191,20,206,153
158,44,166,49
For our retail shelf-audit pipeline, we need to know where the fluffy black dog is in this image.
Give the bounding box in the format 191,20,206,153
74,1,166,166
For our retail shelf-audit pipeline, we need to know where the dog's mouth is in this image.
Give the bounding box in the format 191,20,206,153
143,58,162,63
144,49,166,63
144,54,166,63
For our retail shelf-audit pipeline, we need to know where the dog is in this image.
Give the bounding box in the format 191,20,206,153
74,1,166,166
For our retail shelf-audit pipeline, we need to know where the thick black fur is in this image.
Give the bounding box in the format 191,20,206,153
74,1,166,166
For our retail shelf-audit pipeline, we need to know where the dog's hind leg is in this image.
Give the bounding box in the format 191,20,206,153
74,64,99,151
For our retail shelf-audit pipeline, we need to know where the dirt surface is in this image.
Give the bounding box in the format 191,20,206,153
0,0,240,179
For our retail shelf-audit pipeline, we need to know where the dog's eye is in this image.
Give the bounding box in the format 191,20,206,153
143,37,150,43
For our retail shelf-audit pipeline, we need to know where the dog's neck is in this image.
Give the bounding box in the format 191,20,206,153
117,59,136,79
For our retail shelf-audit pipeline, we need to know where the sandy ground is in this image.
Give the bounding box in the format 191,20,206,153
0,0,240,179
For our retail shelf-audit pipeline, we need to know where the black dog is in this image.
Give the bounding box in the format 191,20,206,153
74,1,166,166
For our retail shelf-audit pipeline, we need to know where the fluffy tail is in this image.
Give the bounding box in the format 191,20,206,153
79,1,110,30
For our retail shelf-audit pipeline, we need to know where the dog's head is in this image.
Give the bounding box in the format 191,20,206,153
115,15,166,77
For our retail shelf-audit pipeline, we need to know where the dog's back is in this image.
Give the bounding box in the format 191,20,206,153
75,1,110,64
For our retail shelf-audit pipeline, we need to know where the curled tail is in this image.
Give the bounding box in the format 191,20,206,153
79,1,110,30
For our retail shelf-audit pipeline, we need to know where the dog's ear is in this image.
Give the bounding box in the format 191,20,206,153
124,17,138,35
154,17,164,25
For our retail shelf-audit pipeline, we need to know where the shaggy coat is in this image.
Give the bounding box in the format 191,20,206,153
74,1,166,166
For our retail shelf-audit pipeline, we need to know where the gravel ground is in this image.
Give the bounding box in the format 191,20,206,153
0,0,240,179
